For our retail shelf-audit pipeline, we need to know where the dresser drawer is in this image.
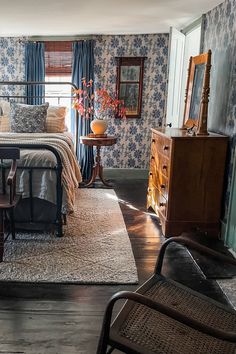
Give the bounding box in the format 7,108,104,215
151,133,171,158
157,174,169,200
149,159,169,199
150,151,170,179
149,157,159,188
147,187,167,218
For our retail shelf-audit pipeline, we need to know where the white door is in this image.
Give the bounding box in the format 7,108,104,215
165,27,185,128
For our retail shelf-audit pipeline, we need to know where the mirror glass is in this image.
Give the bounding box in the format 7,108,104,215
183,51,211,130
116,57,145,118
189,63,205,120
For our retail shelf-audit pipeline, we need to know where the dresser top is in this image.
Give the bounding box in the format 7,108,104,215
152,128,228,139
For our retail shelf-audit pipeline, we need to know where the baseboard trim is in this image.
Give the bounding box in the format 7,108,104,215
104,168,149,180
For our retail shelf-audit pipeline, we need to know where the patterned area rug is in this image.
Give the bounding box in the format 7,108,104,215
0,189,138,284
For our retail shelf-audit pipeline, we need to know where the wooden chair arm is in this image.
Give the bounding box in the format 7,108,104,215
7,160,17,186
155,237,236,274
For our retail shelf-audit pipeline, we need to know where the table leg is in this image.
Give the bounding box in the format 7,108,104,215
98,164,112,187
85,146,112,187
85,146,101,187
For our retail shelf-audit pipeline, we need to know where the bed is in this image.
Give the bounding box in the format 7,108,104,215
0,81,81,237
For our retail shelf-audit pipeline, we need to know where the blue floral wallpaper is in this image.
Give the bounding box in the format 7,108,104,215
202,0,236,135
0,34,169,169
0,37,26,96
202,0,236,220
94,34,169,169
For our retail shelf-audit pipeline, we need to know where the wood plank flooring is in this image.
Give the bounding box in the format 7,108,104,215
0,179,232,354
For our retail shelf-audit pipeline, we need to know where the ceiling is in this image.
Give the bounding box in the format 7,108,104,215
0,0,222,36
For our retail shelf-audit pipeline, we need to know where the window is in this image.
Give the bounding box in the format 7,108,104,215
45,41,73,130
45,41,72,76
116,57,145,118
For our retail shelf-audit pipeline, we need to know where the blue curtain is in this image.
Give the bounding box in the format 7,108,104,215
72,40,94,181
25,42,45,104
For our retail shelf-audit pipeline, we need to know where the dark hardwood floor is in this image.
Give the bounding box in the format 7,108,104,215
0,179,233,354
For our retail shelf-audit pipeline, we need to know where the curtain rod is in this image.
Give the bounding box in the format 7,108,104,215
28,35,94,42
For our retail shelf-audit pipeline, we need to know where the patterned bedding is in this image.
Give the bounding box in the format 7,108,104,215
0,132,82,213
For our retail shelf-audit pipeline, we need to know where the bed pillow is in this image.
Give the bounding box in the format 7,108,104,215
0,101,10,116
10,102,49,133
46,106,67,133
46,116,66,133
0,115,10,132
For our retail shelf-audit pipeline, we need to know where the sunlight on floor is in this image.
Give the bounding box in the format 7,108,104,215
105,191,162,240
110,227,128,236
127,213,162,240
105,192,117,200
105,192,140,211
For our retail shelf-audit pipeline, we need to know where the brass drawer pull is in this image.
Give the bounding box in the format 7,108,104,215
151,156,155,160
163,145,169,151
160,184,165,189
152,139,155,143
162,165,167,170
149,172,153,176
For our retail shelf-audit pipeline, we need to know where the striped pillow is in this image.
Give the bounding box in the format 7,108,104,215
0,115,10,132
0,101,10,116
46,106,67,133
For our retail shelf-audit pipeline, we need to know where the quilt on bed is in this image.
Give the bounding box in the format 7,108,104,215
0,133,82,213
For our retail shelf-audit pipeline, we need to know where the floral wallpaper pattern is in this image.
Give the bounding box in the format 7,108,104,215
202,0,236,219
202,0,236,135
94,34,169,169
0,34,169,169
0,37,26,97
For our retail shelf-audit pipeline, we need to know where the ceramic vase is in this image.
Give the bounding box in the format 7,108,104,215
90,119,108,135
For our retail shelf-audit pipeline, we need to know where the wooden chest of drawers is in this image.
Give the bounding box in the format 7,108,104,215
147,128,228,237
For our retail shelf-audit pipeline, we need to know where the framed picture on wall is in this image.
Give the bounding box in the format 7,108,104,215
116,57,145,118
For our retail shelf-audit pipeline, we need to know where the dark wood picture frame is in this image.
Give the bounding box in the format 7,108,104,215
116,57,145,118
183,50,212,135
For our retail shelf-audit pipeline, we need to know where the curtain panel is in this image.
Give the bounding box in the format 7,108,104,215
25,42,45,104
72,40,94,181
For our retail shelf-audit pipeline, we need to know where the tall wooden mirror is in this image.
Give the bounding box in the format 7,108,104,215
183,50,212,135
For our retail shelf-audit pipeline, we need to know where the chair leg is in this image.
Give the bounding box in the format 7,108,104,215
96,330,110,354
9,208,16,240
0,210,4,262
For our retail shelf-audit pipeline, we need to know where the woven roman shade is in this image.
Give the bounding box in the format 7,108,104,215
45,41,72,76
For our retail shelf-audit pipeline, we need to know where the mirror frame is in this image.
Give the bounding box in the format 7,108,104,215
183,50,211,135
116,57,145,118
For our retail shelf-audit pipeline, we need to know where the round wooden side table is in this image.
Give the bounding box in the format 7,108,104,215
80,135,117,187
